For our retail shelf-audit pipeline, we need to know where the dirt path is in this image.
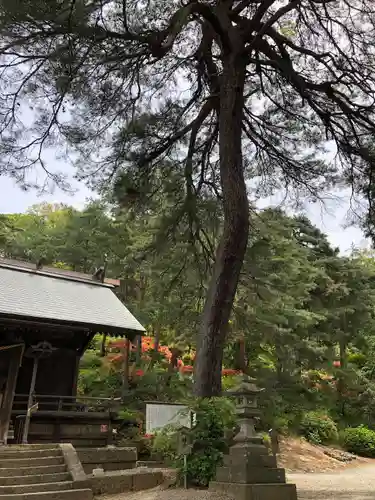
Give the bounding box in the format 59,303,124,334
98,463,375,500
289,463,375,499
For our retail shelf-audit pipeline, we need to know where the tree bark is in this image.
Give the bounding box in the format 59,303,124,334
194,57,249,397
235,335,247,372
150,325,160,367
121,338,130,401
337,337,347,417
168,347,181,372
135,335,142,366
100,333,107,357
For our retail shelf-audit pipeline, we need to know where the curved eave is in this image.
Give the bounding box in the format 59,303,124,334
0,312,145,341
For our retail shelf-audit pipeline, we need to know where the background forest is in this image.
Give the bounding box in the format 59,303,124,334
2,201,375,453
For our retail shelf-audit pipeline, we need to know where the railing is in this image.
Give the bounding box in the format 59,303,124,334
12,394,122,414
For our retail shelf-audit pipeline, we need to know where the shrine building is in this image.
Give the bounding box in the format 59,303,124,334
0,258,145,446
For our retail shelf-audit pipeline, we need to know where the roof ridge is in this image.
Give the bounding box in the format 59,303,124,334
0,261,113,287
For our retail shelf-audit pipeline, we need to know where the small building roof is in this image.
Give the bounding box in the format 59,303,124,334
0,261,145,337
0,257,120,286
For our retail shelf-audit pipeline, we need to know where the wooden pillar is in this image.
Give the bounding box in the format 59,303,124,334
0,344,24,445
71,354,81,397
22,356,39,444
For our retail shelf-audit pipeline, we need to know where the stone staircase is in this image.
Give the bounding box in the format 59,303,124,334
0,445,92,500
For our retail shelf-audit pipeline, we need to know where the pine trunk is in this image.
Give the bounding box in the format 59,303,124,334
151,325,160,367
194,58,248,397
235,335,247,372
337,338,347,416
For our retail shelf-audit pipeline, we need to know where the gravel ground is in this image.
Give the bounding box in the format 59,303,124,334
97,464,375,500
289,463,375,499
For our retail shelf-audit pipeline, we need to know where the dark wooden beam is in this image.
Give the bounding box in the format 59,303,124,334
0,314,142,340
0,344,24,444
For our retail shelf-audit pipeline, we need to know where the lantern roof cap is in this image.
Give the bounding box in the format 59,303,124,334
226,375,265,397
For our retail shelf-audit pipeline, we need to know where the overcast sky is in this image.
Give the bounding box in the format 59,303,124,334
0,172,369,255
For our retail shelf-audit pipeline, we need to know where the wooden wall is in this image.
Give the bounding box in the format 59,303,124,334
16,348,79,397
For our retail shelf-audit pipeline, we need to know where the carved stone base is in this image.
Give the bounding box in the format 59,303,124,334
209,481,298,500
215,465,286,484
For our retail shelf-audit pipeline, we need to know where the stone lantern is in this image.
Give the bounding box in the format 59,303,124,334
209,375,297,500
230,377,264,444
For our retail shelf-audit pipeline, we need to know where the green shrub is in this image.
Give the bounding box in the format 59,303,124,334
347,353,367,369
261,432,271,447
151,398,236,487
152,425,180,463
341,426,375,457
273,416,292,435
299,411,338,445
222,374,242,392
186,397,236,487
117,408,142,422
80,351,103,369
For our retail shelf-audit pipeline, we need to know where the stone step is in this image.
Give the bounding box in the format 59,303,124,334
0,473,71,485
0,449,62,460
0,465,66,478
0,445,60,450
0,457,64,469
0,489,93,500
136,461,165,468
0,481,74,495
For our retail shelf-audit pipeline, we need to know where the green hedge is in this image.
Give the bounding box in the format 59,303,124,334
299,411,338,445
342,426,375,457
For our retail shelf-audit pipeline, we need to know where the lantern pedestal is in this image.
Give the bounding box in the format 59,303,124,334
209,376,297,500
210,441,297,500
210,482,297,500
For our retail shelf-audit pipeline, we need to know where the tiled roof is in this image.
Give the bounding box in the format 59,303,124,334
0,263,145,335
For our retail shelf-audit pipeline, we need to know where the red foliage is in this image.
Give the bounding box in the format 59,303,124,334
333,360,341,368
222,369,242,376
181,365,194,373
106,354,122,363
108,340,128,349
108,336,173,361
108,337,242,379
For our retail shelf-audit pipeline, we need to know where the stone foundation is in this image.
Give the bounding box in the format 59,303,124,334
90,469,164,495
77,446,137,474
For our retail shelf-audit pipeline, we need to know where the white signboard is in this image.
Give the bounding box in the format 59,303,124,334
146,402,192,434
